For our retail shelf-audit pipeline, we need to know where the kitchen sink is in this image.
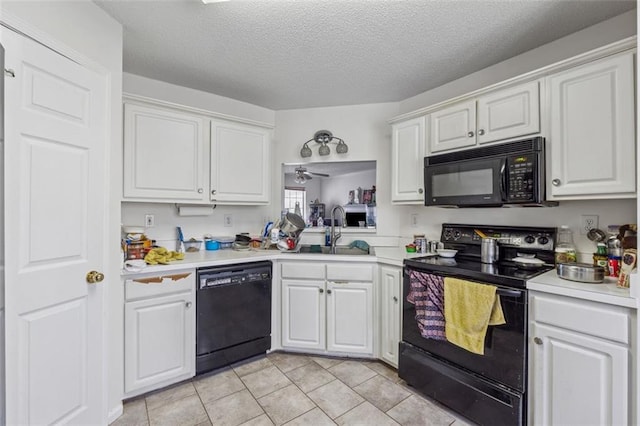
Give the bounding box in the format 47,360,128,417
297,245,371,256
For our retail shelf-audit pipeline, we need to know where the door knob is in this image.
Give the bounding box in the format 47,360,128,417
551,179,561,187
533,337,543,345
86,270,105,284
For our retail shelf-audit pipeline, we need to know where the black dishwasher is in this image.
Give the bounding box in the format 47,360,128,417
196,261,272,374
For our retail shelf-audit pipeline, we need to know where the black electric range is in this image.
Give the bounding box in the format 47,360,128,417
400,223,557,426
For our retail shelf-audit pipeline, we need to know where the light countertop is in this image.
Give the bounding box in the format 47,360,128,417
527,269,638,309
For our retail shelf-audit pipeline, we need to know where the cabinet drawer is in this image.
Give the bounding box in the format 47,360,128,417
281,262,325,279
125,270,195,301
327,264,373,282
530,293,630,344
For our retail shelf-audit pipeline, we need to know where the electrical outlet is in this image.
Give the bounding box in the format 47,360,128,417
411,214,418,227
224,214,233,227
144,214,155,227
580,214,599,235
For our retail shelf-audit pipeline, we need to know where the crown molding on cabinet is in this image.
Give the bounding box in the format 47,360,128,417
123,92,275,129
388,36,637,124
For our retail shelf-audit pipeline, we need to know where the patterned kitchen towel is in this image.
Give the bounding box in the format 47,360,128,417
407,270,446,340
443,277,506,355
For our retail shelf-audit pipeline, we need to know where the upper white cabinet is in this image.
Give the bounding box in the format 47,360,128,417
123,98,272,205
210,120,271,204
124,103,208,202
429,81,540,153
528,291,633,426
391,116,427,204
547,52,636,199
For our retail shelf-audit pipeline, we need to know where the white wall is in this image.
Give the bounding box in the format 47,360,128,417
274,103,400,239
124,73,275,125
0,1,123,422
399,10,637,114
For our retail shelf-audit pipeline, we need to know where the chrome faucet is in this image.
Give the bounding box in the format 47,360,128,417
330,205,346,254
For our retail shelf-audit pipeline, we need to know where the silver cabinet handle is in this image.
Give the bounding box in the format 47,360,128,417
185,301,193,308
478,129,485,136
327,289,332,294
319,288,324,294
551,179,561,187
211,189,217,195
533,337,543,345
418,188,423,194
467,131,474,138
393,296,398,302
198,188,203,194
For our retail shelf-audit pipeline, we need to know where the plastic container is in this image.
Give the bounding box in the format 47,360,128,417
555,225,577,266
205,239,220,251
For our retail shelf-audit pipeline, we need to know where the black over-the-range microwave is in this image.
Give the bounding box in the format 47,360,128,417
424,137,557,207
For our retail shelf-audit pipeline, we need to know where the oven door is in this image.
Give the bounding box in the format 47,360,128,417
402,267,527,392
424,156,506,206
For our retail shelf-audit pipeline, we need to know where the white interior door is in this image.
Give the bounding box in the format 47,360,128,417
2,27,107,425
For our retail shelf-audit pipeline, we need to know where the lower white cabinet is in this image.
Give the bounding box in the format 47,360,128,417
378,265,402,367
280,261,374,356
528,291,633,426
124,271,195,397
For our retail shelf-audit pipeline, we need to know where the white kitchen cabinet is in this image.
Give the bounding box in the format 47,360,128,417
123,103,208,202
528,291,632,426
391,116,427,204
281,279,326,351
123,99,273,205
326,281,373,354
210,119,271,204
280,261,374,356
547,52,635,199
378,265,402,367
124,271,195,397
429,81,540,153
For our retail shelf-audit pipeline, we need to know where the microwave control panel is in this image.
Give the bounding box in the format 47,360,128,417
506,154,536,201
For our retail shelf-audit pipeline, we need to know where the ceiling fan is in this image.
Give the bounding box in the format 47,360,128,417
294,166,329,184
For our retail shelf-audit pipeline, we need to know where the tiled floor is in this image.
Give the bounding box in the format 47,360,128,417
112,352,475,426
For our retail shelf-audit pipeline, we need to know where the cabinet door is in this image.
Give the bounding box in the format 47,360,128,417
124,291,195,395
281,280,325,351
391,116,426,203
429,100,476,153
210,120,271,204
123,103,208,202
547,53,635,198
477,81,540,144
326,281,373,355
530,322,629,426
379,266,401,367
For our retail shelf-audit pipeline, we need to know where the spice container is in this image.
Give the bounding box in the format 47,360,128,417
593,243,608,274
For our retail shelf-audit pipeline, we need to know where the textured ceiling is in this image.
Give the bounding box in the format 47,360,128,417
95,0,636,110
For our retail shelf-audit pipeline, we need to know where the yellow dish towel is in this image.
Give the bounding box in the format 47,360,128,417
444,277,506,355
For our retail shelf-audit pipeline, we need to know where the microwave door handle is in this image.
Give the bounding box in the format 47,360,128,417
499,159,507,202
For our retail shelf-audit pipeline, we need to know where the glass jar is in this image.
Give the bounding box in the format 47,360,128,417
555,225,577,266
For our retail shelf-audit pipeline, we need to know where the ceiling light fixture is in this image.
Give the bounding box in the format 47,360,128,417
300,130,348,158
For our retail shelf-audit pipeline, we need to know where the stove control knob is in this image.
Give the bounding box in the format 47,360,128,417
537,236,549,245
524,235,535,244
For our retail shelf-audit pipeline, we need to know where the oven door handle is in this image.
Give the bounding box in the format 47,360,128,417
496,288,523,298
